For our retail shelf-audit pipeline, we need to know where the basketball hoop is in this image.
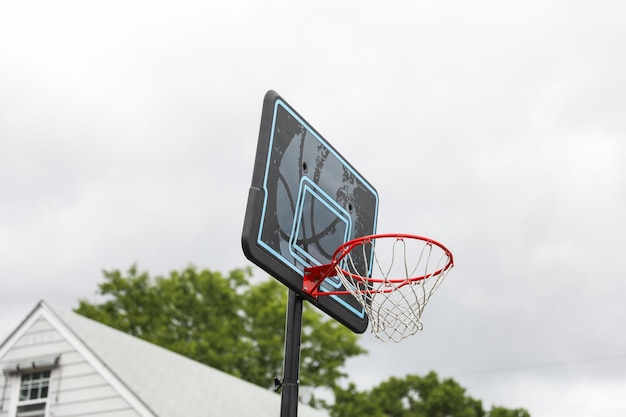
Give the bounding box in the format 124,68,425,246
303,234,454,342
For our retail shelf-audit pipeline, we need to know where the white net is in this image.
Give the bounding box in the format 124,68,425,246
334,235,453,342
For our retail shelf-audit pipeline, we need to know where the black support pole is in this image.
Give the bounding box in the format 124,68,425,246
280,289,303,417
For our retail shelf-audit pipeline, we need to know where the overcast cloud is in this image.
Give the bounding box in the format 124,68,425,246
2,1,625,416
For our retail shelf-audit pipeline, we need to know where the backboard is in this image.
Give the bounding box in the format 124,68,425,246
242,90,379,333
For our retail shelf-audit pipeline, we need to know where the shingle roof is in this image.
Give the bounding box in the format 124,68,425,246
45,302,329,417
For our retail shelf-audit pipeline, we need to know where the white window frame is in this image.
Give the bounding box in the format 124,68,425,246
16,370,51,417
5,369,54,417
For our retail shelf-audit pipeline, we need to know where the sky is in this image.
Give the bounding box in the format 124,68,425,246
1,0,625,416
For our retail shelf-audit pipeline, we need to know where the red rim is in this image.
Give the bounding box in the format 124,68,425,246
332,233,454,283
302,233,454,298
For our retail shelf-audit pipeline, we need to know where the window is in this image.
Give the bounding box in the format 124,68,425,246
16,371,50,417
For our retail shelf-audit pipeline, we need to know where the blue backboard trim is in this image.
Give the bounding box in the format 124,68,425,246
289,177,352,267
242,91,379,332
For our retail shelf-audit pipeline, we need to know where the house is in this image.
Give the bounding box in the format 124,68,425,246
0,301,329,417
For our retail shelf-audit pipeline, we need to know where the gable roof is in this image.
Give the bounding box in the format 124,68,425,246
1,301,329,417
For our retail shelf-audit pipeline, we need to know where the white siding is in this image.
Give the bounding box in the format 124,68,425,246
2,316,68,362
3,302,329,417
0,314,141,417
0,372,12,417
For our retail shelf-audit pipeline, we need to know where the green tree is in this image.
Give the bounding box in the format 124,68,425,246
76,265,531,415
331,372,530,417
488,407,531,417
75,264,366,390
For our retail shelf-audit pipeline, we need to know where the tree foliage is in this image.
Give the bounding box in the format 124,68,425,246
331,372,530,417
75,264,366,389
76,265,530,416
